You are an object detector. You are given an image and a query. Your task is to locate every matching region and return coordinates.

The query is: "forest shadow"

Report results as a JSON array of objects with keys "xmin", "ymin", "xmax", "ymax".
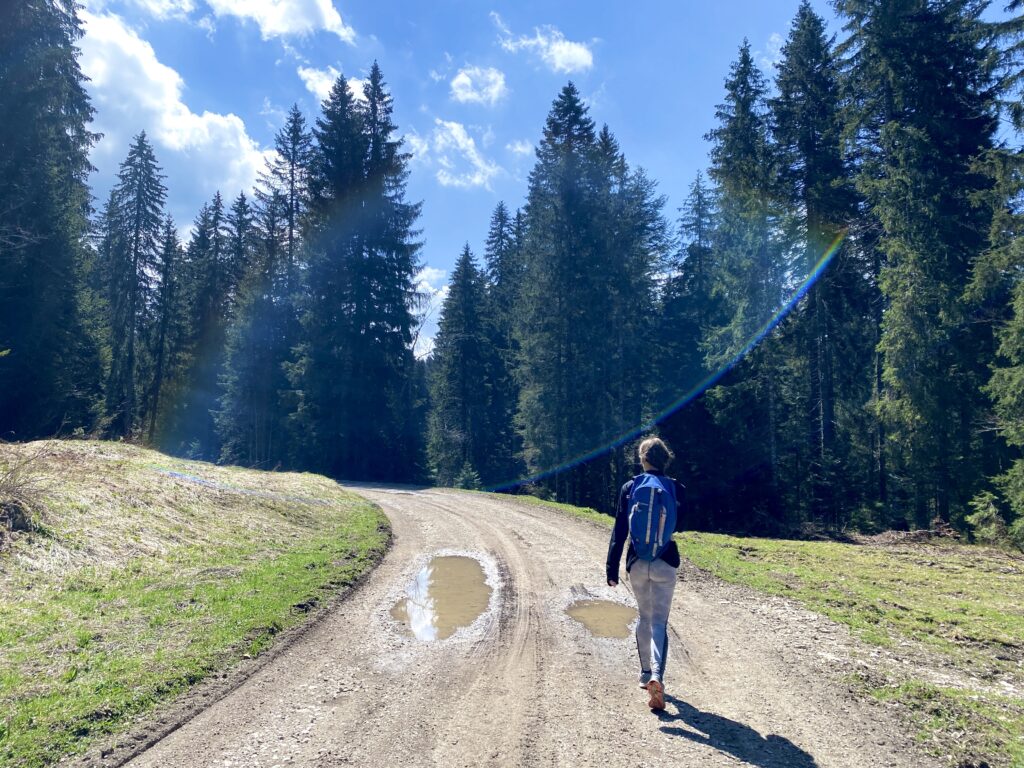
[{"xmin": 657, "ymin": 694, "xmax": 819, "ymax": 768}]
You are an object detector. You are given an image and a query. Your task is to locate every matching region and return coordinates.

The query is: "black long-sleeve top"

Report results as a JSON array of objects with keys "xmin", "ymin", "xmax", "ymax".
[{"xmin": 606, "ymin": 470, "xmax": 685, "ymax": 584}]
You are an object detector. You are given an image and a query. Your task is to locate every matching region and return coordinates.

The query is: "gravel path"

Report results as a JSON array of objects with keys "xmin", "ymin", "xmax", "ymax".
[{"xmin": 107, "ymin": 487, "xmax": 936, "ymax": 768}]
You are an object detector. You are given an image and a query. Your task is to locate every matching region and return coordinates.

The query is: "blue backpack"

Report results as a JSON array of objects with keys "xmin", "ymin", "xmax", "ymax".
[{"xmin": 628, "ymin": 473, "xmax": 677, "ymax": 562}]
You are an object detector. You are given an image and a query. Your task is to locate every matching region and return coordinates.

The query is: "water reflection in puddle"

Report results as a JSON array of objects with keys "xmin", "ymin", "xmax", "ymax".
[
  {"xmin": 567, "ymin": 600, "xmax": 637, "ymax": 639},
  {"xmin": 391, "ymin": 556, "xmax": 491, "ymax": 641}
]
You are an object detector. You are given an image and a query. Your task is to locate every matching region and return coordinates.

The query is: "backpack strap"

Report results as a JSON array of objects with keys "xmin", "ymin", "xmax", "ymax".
[{"xmin": 663, "ymin": 476, "xmax": 677, "ymax": 504}]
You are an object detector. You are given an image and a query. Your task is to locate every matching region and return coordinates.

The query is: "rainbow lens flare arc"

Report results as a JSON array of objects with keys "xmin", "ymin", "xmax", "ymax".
[{"xmin": 485, "ymin": 231, "xmax": 847, "ymax": 493}]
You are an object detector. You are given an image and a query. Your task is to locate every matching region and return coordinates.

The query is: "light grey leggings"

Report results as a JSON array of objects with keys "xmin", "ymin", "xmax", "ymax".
[{"xmin": 629, "ymin": 558, "xmax": 677, "ymax": 683}]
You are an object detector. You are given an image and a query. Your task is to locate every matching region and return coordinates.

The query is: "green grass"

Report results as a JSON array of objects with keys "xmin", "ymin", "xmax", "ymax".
[
  {"xmin": 510, "ymin": 493, "xmax": 1024, "ymax": 768},
  {"xmin": 676, "ymin": 533, "xmax": 1024, "ymax": 656},
  {"xmin": 508, "ymin": 493, "xmax": 613, "ymax": 528},
  {"xmin": 865, "ymin": 679, "xmax": 1024, "ymax": 767},
  {"xmin": 0, "ymin": 440, "xmax": 389, "ymax": 768}
]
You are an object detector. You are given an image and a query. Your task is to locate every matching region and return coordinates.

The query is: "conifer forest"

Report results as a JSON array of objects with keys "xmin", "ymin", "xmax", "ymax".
[{"xmin": 4, "ymin": 0, "xmax": 1024, "ymax": 542}]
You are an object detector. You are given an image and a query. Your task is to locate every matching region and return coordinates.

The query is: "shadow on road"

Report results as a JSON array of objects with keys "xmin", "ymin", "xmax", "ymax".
[{"xmin": 657, "ymin": 694, "xmax": 819, "ymax": 768}]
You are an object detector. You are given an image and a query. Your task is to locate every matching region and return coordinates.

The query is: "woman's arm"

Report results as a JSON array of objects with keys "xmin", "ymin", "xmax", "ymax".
[{"xmin": 605, "ymin": 480, "xmax": 631, "ymax": 585}]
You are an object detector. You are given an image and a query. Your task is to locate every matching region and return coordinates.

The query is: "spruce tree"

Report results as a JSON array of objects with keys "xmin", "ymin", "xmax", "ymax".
[
  {"xmin": 167, "ymin": 193, "xmax": 235, "ymax": 458},
  {"xmin": 217, "ymin": 191, "xmax": 290, "ymax": 466},
  {"xmin": 257, "ymin": 103, "xmax": 312, "ymax": 317},
  {"xmin": 987, "ymin": 265, "xmax": 1024, "ymax": 541},
  {"xmin": 101, "ymin": 132, "xmax": 168, "ymax": 437},
  {"xmin": 482, "ymin": 201, "xmax": 524, "ymax": 484},
  {"xmin": 705, "ymin": 41, "xmax": 783, "ymax": 362},
  {"xmin": 594, "ymin": 126, "xmax": 670, "ymax": 503},
  {"xmin": 837, "ymin": 0, "xmax": 999, "ymax": 525},
  {"xmin": 769, "ymin": 1, "xmax": 870, "ymax": 528},
  {"xmin": 293, "ymin": 65, "xmax": 423, "ymax": 481},
  {"xmin": 360, "ymin": 63, "xmax": 425, "ymax": 480},
  {"xmin": 226, "ymin": 192, "xmax": 256, "ymax": 304},
  {"xmin": 146, "ymin": 216, "xmax": 184, "ymax": 442},
  {"xmin": 516, "ymin": 84, "xmax": 602, "ymax": 502},
  {"xmin": 516, "ymin": 85, "xmax": 666, "ymax": 507},
  {"xmin": 656, "ymin": 172, "xmax": 724, "ymax": 530},
  {"xmin": 428, "ymin": 246, "xmax": 491, "ymax": 485},
  {"xmin": 703, "ymin": 41, "xmax": 788, "ymax": 530},
  {"xmin": 291, "ymin": 72, "xmax": 366, "ymax": 475},
  {"xmin": 0, "ymin": 0, "xmax": 101, "ymax": 437}
]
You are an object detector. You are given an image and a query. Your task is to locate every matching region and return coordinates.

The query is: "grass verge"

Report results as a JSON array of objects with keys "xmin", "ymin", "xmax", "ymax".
[
  {"xmin": 0, "ymin": 440, "xmax": 389, "ymax": 768},
  {"xmin": 508, "ymin": 493, "xmax": 1024, "ymax": 768}
]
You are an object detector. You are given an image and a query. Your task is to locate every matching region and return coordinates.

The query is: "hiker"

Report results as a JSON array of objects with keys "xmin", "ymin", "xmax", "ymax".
[{"xmin": 606, "ymin": 436, "xmax": 684, "ymax": 711}]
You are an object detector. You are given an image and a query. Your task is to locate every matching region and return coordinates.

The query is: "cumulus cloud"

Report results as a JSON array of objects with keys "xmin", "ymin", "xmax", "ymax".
[
  {"xmin": 205, "ymin": 0, "xmax": 355, "ymax": 42},
  {"xmin": 297, "ymin": 66, "xmax": 366, "ymax": 103},
  {"xmin": 297, "ymin": 65, "xmax": 338, "ymax": 102},
  {"xmin": 506, "ymin": 139, "xmax": 533, "ymax": 156},
  {"xmin": 492, "ymin": 12, "xmax": 594, "ymax": 74},
  {"xmin": 450, "ymin": 66, "xmax": 507, "ymax": 106},
  {"xmin": 349, "ymin": 77, "xmax": 368, "ymax": 103},
  {"xmin": 79, "ymin": 10, "xmax": 272, "ymax": 207}
]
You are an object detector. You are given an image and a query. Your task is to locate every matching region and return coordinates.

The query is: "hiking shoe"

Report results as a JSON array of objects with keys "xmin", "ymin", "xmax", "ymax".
[
  {"xmin": 647, "ymin": 680, "xmax": 665, "ymax": 710},
  {"xmin": 638, "ymin": 670, "xmax": 652, "ymax": 688}
]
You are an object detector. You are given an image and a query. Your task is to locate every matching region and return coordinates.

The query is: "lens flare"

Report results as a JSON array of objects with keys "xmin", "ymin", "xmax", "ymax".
[{"xmin": 486, "ymin": 231, "xmax": 847, "ymax": 493}]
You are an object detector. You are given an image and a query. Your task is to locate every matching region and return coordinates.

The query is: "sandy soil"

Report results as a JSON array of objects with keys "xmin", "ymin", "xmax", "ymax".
[{"xmin": 76, "ymin": 487, "xmax": 939, "ymax": 768}]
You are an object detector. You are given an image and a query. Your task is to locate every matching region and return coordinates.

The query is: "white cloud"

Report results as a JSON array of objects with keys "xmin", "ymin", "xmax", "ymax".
[
  {"xmin": 405, "ymin": 130, "xmax": 430, "ymax": 161},
  {"xmin": 506, "ymin": 139, "xmax": 533, "ymax": 156},
  {"xmin": 450, "ymin": 66, "xmax": 507, "ymax": 106},
  {"xmin": 348, "ymin": 77, "xmax": 368, "ymax": 103},
  {"xmin": 492, "ymin": 12, "xmax": 594, "ymax": 74},
  {"xmin": 80, "ymin": 11, "xmax": 271, "ymax": 205},
  {"xmin": 432, "ymin": 120, "xmax": 501, "ymax": 189},
  {"xmin": 490, "ymin": 11, "xmax": 512, "ymax": 38},
  {"xmin": 416, "ymin": 266, "xmax": 448, "ymax": 291},
  {"xmin": 196, "ymin": 14, "xmax": 216, "ymax": 37},
  {"xmin": 429, "ymin": 52, "xmax": 454, "ymax": 83},
  {"xmin": 127, "ymin": 0, "xmax": 195, "ymax": 19},
  {"xmin": 414, "ymin": 334, "xmax": 436, "ymax": 359},
  {"xmin": 260, "ymin": 97, "xmax": 288, "ymax": 128},
  {"xmin": 205, "ymin": 0, "xmax": 355, "ymax": 42},
  {"xmin": 297, "ymin": 66, "xmax": 366, "ymax": 103},
  {"xmin": 758, "ymin": 32, "xmax": 784, "ymax": 71},
  {"xmin": 413, "ymin": 267, "xmax": 450, "ymax": 359},
  {"xmin": 407, "ymin": 120, "xmax": 501, "ymax": 190},
  {"xmin": 297, "ymin": 65, "xmax": 338, "ymax": 102}
]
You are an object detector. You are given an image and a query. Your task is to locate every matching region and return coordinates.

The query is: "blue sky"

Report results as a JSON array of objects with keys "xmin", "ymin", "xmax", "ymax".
[{"xmin": 78, "ymin": 0, "xmax": 844, "ymax": 353}]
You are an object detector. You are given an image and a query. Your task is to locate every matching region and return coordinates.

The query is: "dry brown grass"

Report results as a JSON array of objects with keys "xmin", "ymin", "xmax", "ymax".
[
  {"xmin": 0, "ymin": 439, "xmax": 389, "ymax": 768},
  {"xmin": 0, "ymin": 439, "xmax": 364, "ymax": 592},
  {"xmin": 0, "ymin": 441, "xmax": 49, "ymax": 542}
]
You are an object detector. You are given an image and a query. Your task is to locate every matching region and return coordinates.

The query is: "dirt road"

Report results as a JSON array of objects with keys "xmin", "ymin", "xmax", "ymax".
[{"xmin": 114, "ymin": 488, "xmax": 936, "ymax": 768}]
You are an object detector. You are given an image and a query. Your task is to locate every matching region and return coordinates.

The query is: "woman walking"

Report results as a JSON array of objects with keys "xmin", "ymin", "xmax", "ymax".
[{"xmin": 606, "ymin": 436, "xmax": 685, "ymax": 710}]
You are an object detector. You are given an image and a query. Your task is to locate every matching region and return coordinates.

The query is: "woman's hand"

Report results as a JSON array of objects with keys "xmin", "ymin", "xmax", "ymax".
[{"xmin": 607, "ymin": 579, "xmax": 618, "ymax": 587}]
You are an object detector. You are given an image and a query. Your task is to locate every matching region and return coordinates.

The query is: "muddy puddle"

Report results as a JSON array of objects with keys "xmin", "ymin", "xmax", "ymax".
[
  {"xmin": 391, "ymin": 556, "xmax": 491, "ymax": 641},
  {"xmin": 567, "ymin": 600, "xmax": 637, "ymax": 639}
]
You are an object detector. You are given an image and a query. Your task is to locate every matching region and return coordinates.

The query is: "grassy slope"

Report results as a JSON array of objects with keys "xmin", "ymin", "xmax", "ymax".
[
  {"xmin": 511, "ymin": 494, "xmax": 1024, "ymax": 768},
  {"xmin": 0, "ymin": 440, "xmax": 389, "ymax": 768}
]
